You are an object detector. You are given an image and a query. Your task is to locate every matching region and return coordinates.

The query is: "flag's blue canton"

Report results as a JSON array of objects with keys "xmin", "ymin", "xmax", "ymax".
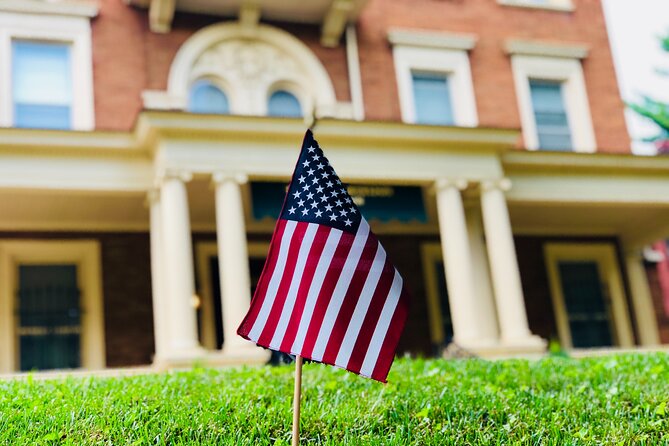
[{"xmin": 280, "ymin": 131, "xmax": 362, "ymax": 233}]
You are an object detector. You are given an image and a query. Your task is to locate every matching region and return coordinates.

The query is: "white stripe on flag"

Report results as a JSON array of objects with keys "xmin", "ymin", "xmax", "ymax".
[
  {"xmin": 311, "ymin": 220, "xmax": 370, "ymax": 362},
  {"xmin": 290, "ymin": 228, "xmax": 343, "ymax": 354},
  {"xmin": 247, "ymin": 220, "xmax": 297, "ymax": 342},
  {"xmin": 268, "ymin": 223, "xmax": 319, "ymax": 349},
  {"xmin": 359, "ymin": 269, "xmax": 403, "ymax": 378},
  {"xmin": 334, "ymin": 242, "xmax": 387, "ymax": 368}
]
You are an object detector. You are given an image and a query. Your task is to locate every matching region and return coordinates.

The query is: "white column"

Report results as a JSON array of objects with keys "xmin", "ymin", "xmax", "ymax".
[
  {"xmin": 213, "ymin": 172, "xmax": 267, "ymax": 361},
  {"xmin": 148, "ymin": 189, "xmax": 168, "ymax": 361},
  {"xmin": 465, "ymin": 204, "xmax": 499, "ymax": 341},
  {"xmin": 435, "ymin": 179, "xmax": 495, "ymax": 348},
  {"xmin": 624, "ymin": 248, "xmax": 660, "ymax": 346},
  {"xmin": 480, "ymin": 179, "xmax": 544, "ymax": 349},
  {"xmin": 160, "ymin": 170, "xmax": 201, "ymax": 357}
]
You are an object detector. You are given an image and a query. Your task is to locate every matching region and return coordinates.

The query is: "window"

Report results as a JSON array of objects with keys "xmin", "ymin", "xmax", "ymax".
[
  {"xmin": 12, "ymin": 41, "xmax": 73, "ymax": 130},
  {"xmin": 389, "ymin": 29, "xmax": 478, "ymax": 127},
  {"xmin": 188, "ymin": 80, "xmax": 229, "ymax": 114},
  {"xmin": 544, "ymin": 243, "xmax": 635, "ymax": 350},
  {"xmin": 411, "ymin": 73, "xmax": 454, "ymax": 125},
  {"xmin": 267, "ymin": 90, "xmax": 302, "ymax": 118},
  {"xmin": 507, "ymin": 41, "xmax": 595, "ymax": 152},
  {"xmin": 529, "ymin": 80, "xmax": 572, "ymax": 151},
  {"xmin": 0, "ymin": 11, "xmax": 95, "ymax": 130},
  {"xmin": 145, "ymin": 24, "xmax": 339, "ymax": 118}
]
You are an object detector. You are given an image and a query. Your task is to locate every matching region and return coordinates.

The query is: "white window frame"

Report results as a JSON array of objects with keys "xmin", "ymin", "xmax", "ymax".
[
  {"xmin": 498, "ymin": 0, "xmax": 574, "ymax": 13},
  {"xmin": 509, "ymin": 42, "xmax": 595, "ymax": 152},
  {"xmin": 0, "ymin": 12, "xmax": 94, "ymax": 130},
  {"xmin": 0, "ymin": 240, "xmax": 106, "ymax": 373},
  {"xmin": 389, "ymin": 29, "xmax": 478, "ymax": 127}
]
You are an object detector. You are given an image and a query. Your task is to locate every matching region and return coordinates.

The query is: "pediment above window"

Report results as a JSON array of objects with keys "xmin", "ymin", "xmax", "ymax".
[{"xmin": 143, "ymin": 22, "xmax": 352, "ymax": 120}]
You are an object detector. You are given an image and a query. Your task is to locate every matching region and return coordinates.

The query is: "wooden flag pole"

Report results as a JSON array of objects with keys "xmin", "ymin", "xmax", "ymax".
[{"xmin": 292, "ymin": 355, "xmax": 304, "ymax": 446}]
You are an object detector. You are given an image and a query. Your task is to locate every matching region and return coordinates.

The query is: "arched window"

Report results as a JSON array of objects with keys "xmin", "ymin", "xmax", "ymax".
[
  {"xmin": 267, "ymin": 90, "xmax": 302, "ymax": 118},
  {"xmin": 188, "ymin": 80, "xmax": 229, "ymax": 114}
]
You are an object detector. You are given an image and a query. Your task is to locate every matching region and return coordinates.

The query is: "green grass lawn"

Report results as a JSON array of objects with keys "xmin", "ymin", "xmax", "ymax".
[{"xmin": 0, "ymin": 353, "xmax": 668, "ymax": 445}]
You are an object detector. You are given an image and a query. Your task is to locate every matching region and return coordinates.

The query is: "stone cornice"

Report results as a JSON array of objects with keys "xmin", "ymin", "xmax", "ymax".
[
  {"xmin": 504, "ymin": 39, "xmax": 589, "ymax": 59},
  {"xmin": 0, "ymin": 0, "xmax": 98, "ymax": 18},
  {"xmin": 388, "ymin": 28, "xmax": 477, "ymax": 51}
]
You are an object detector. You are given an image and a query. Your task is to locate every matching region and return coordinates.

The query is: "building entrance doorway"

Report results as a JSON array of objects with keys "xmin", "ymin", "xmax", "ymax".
[{"xmin": 17, "ymin": 264, "xmax": 81, "ymax": 371}]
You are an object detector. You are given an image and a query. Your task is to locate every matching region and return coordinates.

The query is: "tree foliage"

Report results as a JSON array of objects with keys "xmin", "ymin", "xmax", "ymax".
[{"xmin": 628, "ymin": 32, "xmax": 669, "ymax": 149}]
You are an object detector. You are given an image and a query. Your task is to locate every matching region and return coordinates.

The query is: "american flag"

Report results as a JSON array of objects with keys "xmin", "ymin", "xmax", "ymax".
[{"xmin": 237, "ymin": 130, "xmax": 410, "ymax": 382}]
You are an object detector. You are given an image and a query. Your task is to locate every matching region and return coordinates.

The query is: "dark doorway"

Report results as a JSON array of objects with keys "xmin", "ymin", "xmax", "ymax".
[
  {"xmin": 558, "ymin": 261, "xmax": 614, "ymax": 348},
  {"xmin": 208, "ymin": 256, "xmax": 267, "ymax": 350},
  {"xmin": 17, "ymin": 264, "xmax": 81, "ymax": 371}
]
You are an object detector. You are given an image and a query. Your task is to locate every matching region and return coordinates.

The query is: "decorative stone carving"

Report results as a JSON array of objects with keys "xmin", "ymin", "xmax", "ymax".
[{"xmin": 192, "ymin": 40, "xmax": 304, "ymax": 91}]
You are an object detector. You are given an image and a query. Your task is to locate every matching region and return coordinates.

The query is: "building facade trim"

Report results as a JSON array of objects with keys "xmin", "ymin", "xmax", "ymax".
[
  {"xmin": 498, "ymin": 0, "xmax": 574, "ymax": 13},
  {"xmin": 505, "ymin": 39, "xmax": 589, "ymax": 59},
  {"xmin": 388, "ymin": 28, "xmax": 477, "ymax": 51},
  {"xmin": 0, "ymin": 0, "xmax": 99, "ymax": 18}
]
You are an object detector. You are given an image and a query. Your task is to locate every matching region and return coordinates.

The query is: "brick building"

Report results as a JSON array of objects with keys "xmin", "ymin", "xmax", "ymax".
[{"xmin": 1, "ymin": 0, "xmax": 668, "ymax": 374}]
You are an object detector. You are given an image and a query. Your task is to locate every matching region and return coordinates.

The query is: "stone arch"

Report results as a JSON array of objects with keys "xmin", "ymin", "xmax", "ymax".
[{"xmin": 167, "ymin": 23, "xmax": 337, "ymax": 116}]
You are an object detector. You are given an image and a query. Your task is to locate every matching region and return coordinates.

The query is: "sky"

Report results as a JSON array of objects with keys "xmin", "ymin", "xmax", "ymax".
[{"xmin": 602, "ymin": 0, "xmax": 669, "ymax": 155}]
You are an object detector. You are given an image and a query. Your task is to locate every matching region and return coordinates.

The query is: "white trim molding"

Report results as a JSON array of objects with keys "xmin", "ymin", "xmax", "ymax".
[
  {"xmin": 498, "ymin": 0, "xmax": 574, "ymax": 13},
  {"xmin": 505, "ymin": 39, "xmax": 589, "ymax": 60},
  {"xmin": 544, "ymin": 243, "xmax": 634, "ymax": 350},
  {"xmin": 388, "ymin": 28, "xmax": 477, "ymax": 51},
  {"xmin": 0, "ymin": 11, "xmax": 95, "ymax": 130},
  {"xmin": 390, "ymin": 29, "xmax": 478, "ymax": 127},
  {"xmin": 0, "ymin": 240, "xmax": 106, "ymax": 373},
  {"xmin": 510, "ymin": 53, "xmax": 596, "ymax": 152},
  {"xmin": 0, "ymin": 0, "xmax": 98, "ymax": 17}
]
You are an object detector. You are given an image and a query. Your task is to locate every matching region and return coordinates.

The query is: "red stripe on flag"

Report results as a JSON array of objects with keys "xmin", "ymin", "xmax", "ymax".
[
  {"xmin": 299, "ymin": 231, "xmax": 357, "ymax": 359},
  {"xmin": 256, "ymin": 221, "xmax": 309, "ymax": 347},
  {"xmin": 344, "ymin": 259, "xmax": 397, "ymax": 375},
  {"xmin": 370, "ymin": 288, "xmax": 409, "ymax": 383},
  {"xmin": 320, "ymin": 234, "xmax": 378, "ymax": 366},
  {"xmin": 279, "ymin": 224, "xmax": 332, "ymax": 353},
  {"xmin": 237, "ymin": 219, "xmax": 287, "ymax": 339}
]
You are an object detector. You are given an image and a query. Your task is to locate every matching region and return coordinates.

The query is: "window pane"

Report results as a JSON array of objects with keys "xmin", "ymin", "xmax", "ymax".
[
  {"xmin": 530, "ymin": 80, "xmax": 573, "ymax": 151},
  {"xmin": 268, "ymin": 90, "xmax": 302, "ymax": 118},
  {"xmin": 188, "ymin": 80, "xmax": 229, "ymax": 114},
  {"xmin": 15, "ymin": 104, "xmax": 71, "ymax": 130},
  {"xmin": 12, "ymin": 40, "xmax": 72, "ymax": 129},
  {"xmin": 411, "ymin": 73, "xmax": 454, "ymax": 125}
]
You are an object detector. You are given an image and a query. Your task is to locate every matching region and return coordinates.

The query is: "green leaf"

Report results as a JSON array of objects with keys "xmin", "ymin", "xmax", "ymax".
[{"xmin": 655, "ymin": 402, "xmax": 666, "ymax": 417}]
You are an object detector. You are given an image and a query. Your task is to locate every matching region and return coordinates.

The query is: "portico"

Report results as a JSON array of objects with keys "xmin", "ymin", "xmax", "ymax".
[
  {"xmin": 142, "ymin": 113, "xmax": 544, "ymax": 361},
  {"xmin": 1, "ymin": 114, "xmax": 669, "ymax": 374}
]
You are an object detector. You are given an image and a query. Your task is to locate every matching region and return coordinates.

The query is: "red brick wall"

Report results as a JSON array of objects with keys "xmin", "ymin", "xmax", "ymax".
[
  {"xmin": 92, "ymin": 0, "xmax": 629, "ymax": 148},
  {"xmin": 92, "ymin": 0, "xmax": 148, "ymax": 131},
  {"xmin": 99, "ymin": 233, "xmax": 154, "ymax": 367},
  {"xmin": 357, "ymin": 0, "xmax": 630, "ymax": 152}
]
